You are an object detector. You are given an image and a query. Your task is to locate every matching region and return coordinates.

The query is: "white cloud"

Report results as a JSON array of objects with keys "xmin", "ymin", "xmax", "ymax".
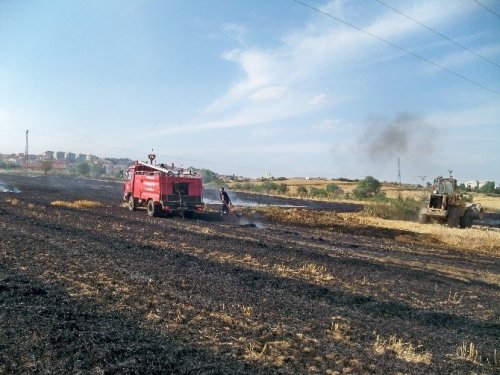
[
  {"xmin": 223, "ymin": 141, "xmax": 329, "ymax": 155},
  {"xmin": 309, "ymin": 94, "xmax": 327, "ymax": 105},
  {"xmin": 434, "ymin": 42, "xmax": 500, "ymax": 69},
  {"xmin": 0, "ymin": 108, "xmax": 20, "ymax": 126},
  {"xmin": 160, "ymin": 0, "xmax": 487, "ymax": 138},
  {"xmin": 311, "ymin": 118, "xmax": 350, "ymax": 132},
  {"xmin": 249, "ymin": 86, "xmax": 287, "ymax": 101},
  {"xmin": 250, "ymin": 127, "xmax": 286, "ymax": 138},
  {"xmin": 427, "ymin": 103, "xmax": 500, "ymax": 129},
  {"xmin": 222, "ymin": 23, "xmax": 248, "ymax": 46},
  {"xmin": 158, "ymin": 96, "xmax": 308, "ymax": 135}
]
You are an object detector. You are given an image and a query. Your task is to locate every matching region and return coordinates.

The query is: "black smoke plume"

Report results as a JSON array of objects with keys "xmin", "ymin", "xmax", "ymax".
[{"xmin": 361, "ymin": 112, "xmax": 436, "ymax": 163}]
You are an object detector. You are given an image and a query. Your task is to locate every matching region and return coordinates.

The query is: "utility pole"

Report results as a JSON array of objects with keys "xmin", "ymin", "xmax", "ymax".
[
  {"xmin": 25, "ymin": 130, "xmax": 29, "ymax": 167},
  {"xmin": 397, "ymin": 157, "xmax": 401, "ymax": 184},
  {"xmin": 418, "ymin": 175, "xmax": 427, "ymax": 186}
]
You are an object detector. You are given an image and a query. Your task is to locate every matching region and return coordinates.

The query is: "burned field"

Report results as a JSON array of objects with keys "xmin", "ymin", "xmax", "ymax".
[{"xmin": 1, "ymin": 174, "xmax": 499, "ymax": 374}]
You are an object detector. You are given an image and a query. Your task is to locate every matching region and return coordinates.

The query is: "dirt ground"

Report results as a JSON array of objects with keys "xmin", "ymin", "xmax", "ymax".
[{"xmin": 1, "ymin": 173, "xmax": 499, "ymax": 374}]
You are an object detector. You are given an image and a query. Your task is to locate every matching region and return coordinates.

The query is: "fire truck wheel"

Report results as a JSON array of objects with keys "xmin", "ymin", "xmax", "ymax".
[
  {"xmin": 147, "ymin": 200, "xmax": 160, "ymax": 217},
  {"xmin": 128, "ymin": 196, "xmax": 136, "ymax": 211}
]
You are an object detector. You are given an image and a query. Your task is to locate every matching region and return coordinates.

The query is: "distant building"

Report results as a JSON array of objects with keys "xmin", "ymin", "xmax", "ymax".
[
  {"xmin": 52, "ymin": 161, "xmax": 68, "ymax": 171},
  {"xmin": 44, "ymin": 151, "xmax": 54, "ymax": 159},
  {"xmin": 103, "ymin": 161, "xmax": 114, "ymax": 175},
  {"xmin": 5, "ymin": 156, "xmax": 21, "ymax": 166},
  {"xmin": 464, "ymin": 180, "xmax": 495, "ymax": 190},
  {"xmin": 113, "ymin": 164, "xmax": 127, "ymax": 176},
  {"xmin": 86, "ymin": 154, "xmax": 98, "ymax": 163},
  {"xmin": 464, "ymin": 180, "xmax": 478, "ymax": 189}
]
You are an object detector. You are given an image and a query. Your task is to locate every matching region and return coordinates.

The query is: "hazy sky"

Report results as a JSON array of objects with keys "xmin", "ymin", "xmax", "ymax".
[{"xmin": 1, "ymin": 0, "xmax": 499, "ymax": 183}]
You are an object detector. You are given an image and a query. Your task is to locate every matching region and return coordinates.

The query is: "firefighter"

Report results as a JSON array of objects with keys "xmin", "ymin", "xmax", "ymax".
[{"xmin": 219, "ymin": 187, "xmax": 232, "ymax": 214}]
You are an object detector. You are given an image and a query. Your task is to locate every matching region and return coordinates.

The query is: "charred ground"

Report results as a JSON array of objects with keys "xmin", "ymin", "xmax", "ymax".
[{"xmin": 1, "ymin": 173, "xmax": 499, "ymax": 374}]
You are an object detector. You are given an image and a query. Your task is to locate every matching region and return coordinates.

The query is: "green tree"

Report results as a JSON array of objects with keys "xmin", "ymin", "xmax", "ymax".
[
  {"xmin": 479, "ymin": 181, "xmax": 495, "ymax": 194},
  {"xmin": 75, "ymin": 161, "xmax": 90, "ymax": 176},
  {"xmin": 40, "ymin": 159, "xmax": 53, "ymax": 175},
  {"xmin": 353, "ymin": 176, "xmax": 381, "ymax": 199},
  {"xmin": 90, "ymin": 163, "xmax": 105, "ymax": 178},
  {"xmin": 0, "ymin": 162, "xmax": 17, "ymax": 170},
  {"xmin": 201, "ymin": 169, "xmax": 221, "ymax": 186}
]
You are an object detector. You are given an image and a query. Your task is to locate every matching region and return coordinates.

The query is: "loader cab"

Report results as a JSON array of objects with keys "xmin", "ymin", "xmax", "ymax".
[
  {"xmin": 429, "ymin": 177, "xmax": 459, "ymax": 210},
  {"xmin": 433, "ymin": 178, "xmax": 454, "ymax": 195}
]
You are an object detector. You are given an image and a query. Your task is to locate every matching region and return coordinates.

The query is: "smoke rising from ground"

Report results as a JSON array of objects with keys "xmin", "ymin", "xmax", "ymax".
[
  {"xmin": 361, "ymin": 112, "xmax": 436, "ymax": 163},
  {"xmin": 0, "ymin": 179, "xmax": 21, "ymax": 193}
]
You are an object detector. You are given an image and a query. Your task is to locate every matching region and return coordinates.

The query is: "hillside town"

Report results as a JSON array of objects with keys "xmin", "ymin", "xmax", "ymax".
[
  {"xmin": 0, "ymin": 150, "xmax": 497, "ymax": 190},
  {"xmin": 0, "ymin": 151, "xmax": 132, "ymax": 178}
]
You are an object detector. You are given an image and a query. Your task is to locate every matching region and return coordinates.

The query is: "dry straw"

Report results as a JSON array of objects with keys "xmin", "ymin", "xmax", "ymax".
[{"xmin": 50, "ymin": 200, "xmax": 103, "ymax": 209}]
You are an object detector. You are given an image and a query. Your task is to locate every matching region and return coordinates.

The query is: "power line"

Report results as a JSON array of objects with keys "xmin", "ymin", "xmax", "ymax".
[
  {"xmin": 472, "ymin": 0, "xmax": 500, "ymax": 18},
  {"xmin": 374, "ymin": 0, "xmax": 500, "ymax": 69},
  {"xmin": 292, "ymin": 0, "xmax": 499, "ymax": 96}
]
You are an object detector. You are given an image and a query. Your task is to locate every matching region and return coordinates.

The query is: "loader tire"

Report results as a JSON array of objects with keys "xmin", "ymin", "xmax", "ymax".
[
  {"xmin": 447, "ymin": 207, "xmax": 460, "ymax": 228},
  {"xmin": 128, "ymin": 195, "xmax": 136, "ymax": 211},
  {"xmin": 418, "ymin": 212, "xmax": 430, "ymax": 224},
  {"xmin": 147, "ymin": 200, "xmax": 161, "ymax": 217},
  {"xmin": 459, "ymin": 211, "xmax": 472, "ymax": 229}
]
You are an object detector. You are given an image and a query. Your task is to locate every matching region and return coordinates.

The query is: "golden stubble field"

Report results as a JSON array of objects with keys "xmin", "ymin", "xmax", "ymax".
[{"xmin": 242, "ymin": 206, "xmax": 500, "ymax": 257}]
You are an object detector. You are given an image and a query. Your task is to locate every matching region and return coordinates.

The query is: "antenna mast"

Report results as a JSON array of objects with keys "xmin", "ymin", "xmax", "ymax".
[{"xmin": 25, "ymin": 130, "xmax": 29, "ymax": 167}]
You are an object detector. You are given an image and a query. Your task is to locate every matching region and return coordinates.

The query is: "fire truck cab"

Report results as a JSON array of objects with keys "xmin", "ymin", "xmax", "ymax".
[{"xmin": 123, "ymin": 155, "xmax": 204, "ymax": 218}]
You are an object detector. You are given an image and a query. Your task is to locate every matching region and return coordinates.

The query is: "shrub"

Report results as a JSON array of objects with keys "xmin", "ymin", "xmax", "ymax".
[
  {"xmin": 353, "ymin": 176, "xmax": 381, "ymax": 199},
  {"xmin": 261, "ymin": 180, "xmax": 278, "ymax": 193},
  {"xmin": 310, "ymin": 187, "xmax": 328, "ymax": 198},
  {"xmin": 363, "ymin": 201, "xmax": 392, "ymax": 219},
  {"xmin": 325, "ymin": 183, "xmax": 343, "ymax": 196},
  {"xmin": 242, "ymin": 182, "xmax": 254, "ymax": 191},
  {"xmin": 276, "ymin": 183, "xmax": 288, "ymax": 194},
  {"xmin": 374, "ymin": 191, "xmax": 388, "ymax": 201},
  {"xmin": 296, "ymin": 186, "xmax": 308, "ymax": 196},
  {"xmin": 392, "ymin": 196, "xmax": 421, "ymax": 220},
  {"xmin": 363, "ymin": 196, "xmax": 421, "ymax": 221}
]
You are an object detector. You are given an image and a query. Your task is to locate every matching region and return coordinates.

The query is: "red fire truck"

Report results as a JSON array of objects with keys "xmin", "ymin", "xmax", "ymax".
[{"xmin": 123, "ymin": 154, "xmax": 204, "ymax": 217}]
